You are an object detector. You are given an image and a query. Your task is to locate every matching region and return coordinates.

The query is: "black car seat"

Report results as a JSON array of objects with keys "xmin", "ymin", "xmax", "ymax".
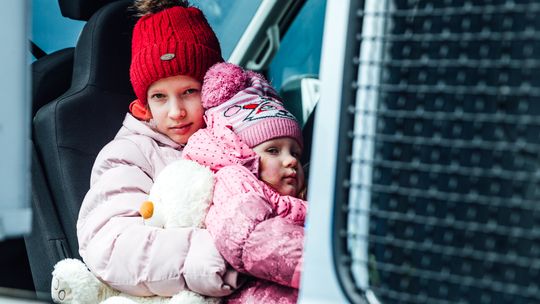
[
  {"xmin": 30, "ymin": 0, "xmax": 125, "ymax": 115},
  {"xmin": 31, "ymin": 48, "xmax": 74, "ymax": 116},
  {"xmin": 6, "ymin": 23, "xmax": 77, "ymax": 296},
  {"xmin": 24, "ymin": 0, "xmax": 136, "ymax": 296}
]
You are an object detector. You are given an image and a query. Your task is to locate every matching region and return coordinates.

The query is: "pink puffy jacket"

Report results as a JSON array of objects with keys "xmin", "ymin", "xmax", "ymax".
[
  {"xmin": 183, "ymin": 114, "xmax": 307, "ymax": 303},
  {"xmin": 77, "ymin": 114, "xmax": 241, "ymax": 297}
]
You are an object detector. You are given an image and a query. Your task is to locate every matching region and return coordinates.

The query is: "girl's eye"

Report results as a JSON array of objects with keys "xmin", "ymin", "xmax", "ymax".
[
  {"xmin": 266, "ymin": 147, "xmax": 279, "ymax": 154},
  {"xmin": 292, "ymin": 151, "xmax": 302, "ymax": 158},
  {"xmin": 184, "ymin": 88, "xmax": 199, "ymax": 95},
  {"xmin": 151, "ymin": 93, "xmax": 166, "ymax": 100}
]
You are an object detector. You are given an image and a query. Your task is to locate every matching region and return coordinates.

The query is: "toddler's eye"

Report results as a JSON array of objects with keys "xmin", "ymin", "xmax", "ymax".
[
  {"xmin": 292, "ymin": 151, "xmax": 302, "ymax": 158},
  {"xmin": 266, "ymin": 147, "xmax": 279, "ymax": 154}
]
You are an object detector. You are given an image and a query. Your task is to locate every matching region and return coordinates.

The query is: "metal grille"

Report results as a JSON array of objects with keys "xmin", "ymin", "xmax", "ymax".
[{"xmin": 342, "ymin": 0, "xmax": 540, "ymax": 303}]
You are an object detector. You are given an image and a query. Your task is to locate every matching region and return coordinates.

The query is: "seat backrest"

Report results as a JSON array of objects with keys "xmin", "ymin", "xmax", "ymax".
[
  {"xmin": 31, "ymin": 0, "xmax": 122, "ymax": 117},
  {"xmin": 31, "ymin": 47, "xmax": 74, "ymax": 116},
  {"xmin": 26, "ymin": 0, "xmax": 136, "ymax": 294}
]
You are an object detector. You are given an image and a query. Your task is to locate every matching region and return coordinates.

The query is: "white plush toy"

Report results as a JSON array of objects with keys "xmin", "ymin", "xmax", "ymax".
[{"xmin": 51, "ymin": 159, "xmax": 219, "ymax": 304}]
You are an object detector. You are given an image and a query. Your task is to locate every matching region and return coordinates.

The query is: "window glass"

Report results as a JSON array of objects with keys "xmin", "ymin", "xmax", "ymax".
[
  {"xmin": 31, "ymin": 0, "xmax": 261, "ymax": 60},
  {"xmin": 31, "ymin": 0, "xmax": 85, "ymax": 57},
  {"xmin": 267, "ymin": 0, "xmax": 327, "ymax": 91},
  {"xmin": 191, "ymin": 0, "xmax": 262, "ymax": 59}
]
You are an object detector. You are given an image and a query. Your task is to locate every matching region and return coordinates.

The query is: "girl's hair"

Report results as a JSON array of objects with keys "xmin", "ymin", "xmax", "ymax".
[{"xmin": 133, "ymin": 0, "xmax": 190, "ymax": 16}]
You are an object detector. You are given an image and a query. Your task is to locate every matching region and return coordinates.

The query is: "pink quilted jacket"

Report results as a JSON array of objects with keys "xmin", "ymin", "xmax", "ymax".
[{"xmin": 183, "ymin": 114, "xmax": 307, "ymax": 303}]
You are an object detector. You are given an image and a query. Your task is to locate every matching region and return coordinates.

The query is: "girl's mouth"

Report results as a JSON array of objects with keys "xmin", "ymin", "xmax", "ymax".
[
  {"xmin": 170, "ymin": 123, "xmax": 192, "ymax": 134},
  {"xmin": 283, "ymin": 176, "xmax": 297, "ymax": 184}
]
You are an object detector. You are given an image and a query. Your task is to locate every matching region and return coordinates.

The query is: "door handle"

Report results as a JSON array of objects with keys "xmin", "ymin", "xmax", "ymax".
[{"xmin": 246, "ymin": 24, "xmax": 280, "ymax": 71}]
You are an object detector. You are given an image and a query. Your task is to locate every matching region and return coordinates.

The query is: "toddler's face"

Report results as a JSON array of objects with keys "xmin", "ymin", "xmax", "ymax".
[
  {"xmin": 147, "ymin": 75, "xmax": 205, "ymax": 144},
  {"xmin": 253, "ymin": 137, "xmax": 305, "ymax": 197}
]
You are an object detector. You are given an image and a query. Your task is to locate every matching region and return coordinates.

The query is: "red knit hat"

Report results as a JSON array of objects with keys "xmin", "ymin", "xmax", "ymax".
[{"xmin": 129, "ymin": 3, "xmax": 223, "ymax": 119}]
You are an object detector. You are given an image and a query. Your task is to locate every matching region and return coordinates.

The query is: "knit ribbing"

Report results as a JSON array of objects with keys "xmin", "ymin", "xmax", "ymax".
[{"xmin": 129, "ymin": 5, "xmax": 223, "ymax": 104}]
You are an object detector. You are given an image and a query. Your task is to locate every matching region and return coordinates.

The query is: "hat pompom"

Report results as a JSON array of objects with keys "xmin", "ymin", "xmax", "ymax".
[{"xmin": 202, "ymin": 62, "xmax": 248, "ymax": 109}]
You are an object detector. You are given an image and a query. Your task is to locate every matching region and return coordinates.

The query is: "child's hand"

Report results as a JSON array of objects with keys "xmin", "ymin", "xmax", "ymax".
[{"xmin": 184, "ymin": 229, "xmax": 243, "ymax": 297}]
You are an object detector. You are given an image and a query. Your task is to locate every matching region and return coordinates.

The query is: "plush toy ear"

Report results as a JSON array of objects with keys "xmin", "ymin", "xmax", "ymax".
[{"xmin": 201, "ymin": 62, "xmax": 249, "ymax": 109}]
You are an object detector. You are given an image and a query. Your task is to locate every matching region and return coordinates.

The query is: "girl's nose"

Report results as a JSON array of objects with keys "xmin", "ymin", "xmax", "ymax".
[
  {"xmin": 284, "ymin": 153, "xmax": 298, "ymax": 168},
  {"xmin": 168, "ymin": 99, "xmax": 186, "ymax": 119}
]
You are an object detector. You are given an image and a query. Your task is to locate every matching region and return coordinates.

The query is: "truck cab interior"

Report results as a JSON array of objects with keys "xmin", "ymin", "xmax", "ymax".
[{"xmin": 21, "ymin": 0, "xmax": 324, "ymax": 300}]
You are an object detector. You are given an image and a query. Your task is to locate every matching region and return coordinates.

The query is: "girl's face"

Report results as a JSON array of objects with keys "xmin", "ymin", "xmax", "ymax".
[
  {"xmin": 147, "ymin": 75, "xmax": 205, "ymax": 145},
  {"xmin": 252, "ymin": 137, "xmax": 305, "ymax": 197}
]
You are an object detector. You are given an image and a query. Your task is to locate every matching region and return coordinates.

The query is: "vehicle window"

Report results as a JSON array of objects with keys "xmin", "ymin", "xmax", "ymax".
[
  {"xmin": 191, "ymin": 0, "xmax": 262, "ymax": 59},
  {"xmin": 264, "ymin": 0, "xmax": 325, "ymax": 170},
  {"xmin": 31, "ymin": 0, "xmax": 261, "ymax": 61},
  {"xmin": 31, "ymin": 0, "xmax": 85, "ymax": 58},
  {"xmin": 267, "ymin": 0, "xmax": 326, "ymax": 91}
]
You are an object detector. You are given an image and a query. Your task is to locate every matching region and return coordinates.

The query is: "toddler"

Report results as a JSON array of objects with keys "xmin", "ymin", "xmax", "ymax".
[
  {"xmin": 183, "ymin": 63, "xmax": 308, "ymax": 303},
  {"xmin": 77, "ymin": 0, "xmax": 240, "ymax": 298}
]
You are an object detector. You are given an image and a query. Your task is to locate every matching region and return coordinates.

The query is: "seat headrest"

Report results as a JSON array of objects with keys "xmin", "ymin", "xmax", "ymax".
[
  {"xmin": 58, "ymin": 0, "xmax": 124, "ymax": 21},
  {"xmin": 69, "ymin": 0, "xmax": 137, "ymax": 96}
]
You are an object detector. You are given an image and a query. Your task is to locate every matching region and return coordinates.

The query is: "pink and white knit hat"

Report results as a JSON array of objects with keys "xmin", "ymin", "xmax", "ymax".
[{"xmin": 201, "ymin": 63, "xmax": 302, "ymax": 148}]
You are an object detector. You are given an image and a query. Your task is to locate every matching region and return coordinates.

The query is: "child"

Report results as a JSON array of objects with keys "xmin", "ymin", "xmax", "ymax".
[
  {"xmin": 183, "ymin": 63, "xmax": 307, "ymax": 303},
  {"xmin": 76, "ymin": 0, "xmax": 241, "ymax": 298}
]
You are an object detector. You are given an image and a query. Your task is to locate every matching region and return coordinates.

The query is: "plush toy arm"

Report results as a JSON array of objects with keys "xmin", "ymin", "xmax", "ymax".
[{"xmin": 51, "ymin": 258, "xmax": 117, "ymax": 304}]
